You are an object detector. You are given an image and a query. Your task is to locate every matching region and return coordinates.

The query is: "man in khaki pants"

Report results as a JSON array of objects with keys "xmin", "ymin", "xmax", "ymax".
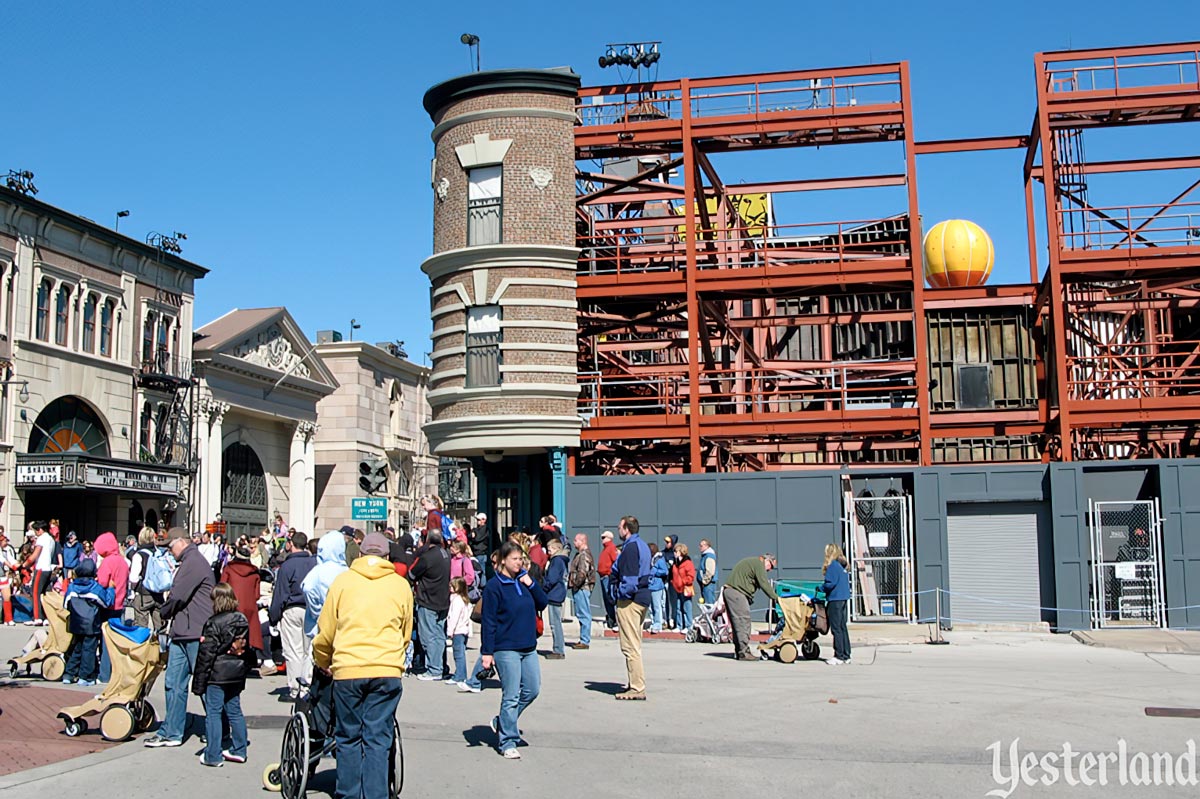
[{"xmin": 609, "ymin": 515, "xmax": 652, "ymax": 700}]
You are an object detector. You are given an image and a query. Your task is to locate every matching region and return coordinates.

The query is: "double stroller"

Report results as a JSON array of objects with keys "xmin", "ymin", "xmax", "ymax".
[
  {"xmin": 57, "ymin": 620, "xmax": 164, "ymax": 741},
  {"xmin": 263, "ymin": 671, "xmax": 405, "ymax": 799},
  {"xmin": 7, "ymin": 590, "xmax": 72, "ymax": 680},
  {"xmin": 758, "ymin": 580, "xmax": 829, "ymax": 663}
]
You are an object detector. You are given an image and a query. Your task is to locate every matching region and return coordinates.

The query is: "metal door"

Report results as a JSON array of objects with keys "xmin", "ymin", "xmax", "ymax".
[
  {"xmin": 1088, "ymin": 499, "xmax": 1164, "ymax": 629},
  {"xmin": 844, "ymin": 493, "xmax": 915, "ymax": 621}
]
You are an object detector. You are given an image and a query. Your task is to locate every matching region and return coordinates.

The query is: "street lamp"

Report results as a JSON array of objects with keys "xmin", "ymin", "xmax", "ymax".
[
  {"xmin": 349, "ymin": 318, "xmax": 361, "ymax": 341},
  {"xmin": 0, "ymin": 380, "xmax": 30, "ymax": 403}
]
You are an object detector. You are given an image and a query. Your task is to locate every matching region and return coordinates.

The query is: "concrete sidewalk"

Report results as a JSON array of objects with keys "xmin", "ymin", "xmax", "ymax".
[
  {"xmin": 4, "ymin": 624, "xmax": 1200, "ymax": 797},
  {"xmin": 1071, "ymin": 628, "xmax": 1200, "ymax": 655}
]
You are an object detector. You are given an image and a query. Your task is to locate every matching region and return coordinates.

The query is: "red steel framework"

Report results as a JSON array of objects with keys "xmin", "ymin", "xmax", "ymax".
[{"xmin": 572, "ymin": 41, "xmax": 1200, "ymax": 474}]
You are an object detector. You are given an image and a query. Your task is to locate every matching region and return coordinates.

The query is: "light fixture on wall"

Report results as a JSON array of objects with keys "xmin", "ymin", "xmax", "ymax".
[
  {"xmin": 483, "ymin": 450, "xmax": 503, "ymax": 464},
  {"xmin": 0, "ymin": 379, "xmax": 29, "ymax": 403}
]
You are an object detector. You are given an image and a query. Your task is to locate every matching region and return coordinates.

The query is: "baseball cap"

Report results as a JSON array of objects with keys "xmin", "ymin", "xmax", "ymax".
[
  {"xmin": 339, "ymin": 525, "xmax": 355, "ymax": 536},
  {"xmin": 360, "ymin": 532, "xmax": 389, "ymax": 557}
]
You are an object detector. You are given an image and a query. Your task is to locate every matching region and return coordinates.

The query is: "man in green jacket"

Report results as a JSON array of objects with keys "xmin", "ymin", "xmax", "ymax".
[{"xmin": 724, "ymin": 554, "xmax": 778, "ymax": 661}]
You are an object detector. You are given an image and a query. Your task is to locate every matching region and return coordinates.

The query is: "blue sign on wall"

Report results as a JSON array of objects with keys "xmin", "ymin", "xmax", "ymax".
[{"xmin": 351, "ymin": 497, "xmax": 388, "ymax": 521}]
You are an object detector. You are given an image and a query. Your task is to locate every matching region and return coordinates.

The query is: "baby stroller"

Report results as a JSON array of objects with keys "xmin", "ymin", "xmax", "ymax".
[
  {"xmin": 684, "ymin": 588, "xmax": 733, "ymax": 644},
  {"xmin": 263, "ymin": 671, "xmax": 405, "ymax": 799},
  {"xmin": 7, "ymin": 590, "xmax": 73, "ymax": 680},
  {"xmin": 758, "ymin": 580, "xmax": 828, "ymax": 663},
  {"xmin": 57, "ymin": 621, "xmax": 163, "ymax": 740}
]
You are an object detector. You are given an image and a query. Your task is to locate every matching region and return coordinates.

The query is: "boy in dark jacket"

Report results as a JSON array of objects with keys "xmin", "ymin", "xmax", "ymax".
[
  {"xmin": 192, "ymin": 582, "xmax": 251, "ymax": 767},
  {"xmin": 63, "ymin": 558, "xmax": 114, "ymax": 686},
  {"xmin": 542, "ymin": 540, "xmax": 569, "ymax": 659}
]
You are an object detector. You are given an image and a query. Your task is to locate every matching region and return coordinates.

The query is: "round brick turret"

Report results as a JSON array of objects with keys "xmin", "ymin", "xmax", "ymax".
[{"xmin": 421, "ymin": 68, "xmax": 582, "ymax": 457}]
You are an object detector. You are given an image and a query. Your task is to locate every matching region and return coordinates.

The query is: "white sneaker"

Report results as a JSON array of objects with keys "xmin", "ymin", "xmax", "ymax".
[
  {"xmin": 417, "ymin": 672, "xmax": 441, "ymax": 682},
  {"xmin": 457, "ymin": 682, "xmax": 480, "ymax": 693},
  {"xmin": 826, "ymin": 658, "xmax": 843, "ymax": 666},
  {"xmin": 502, "ymin": 748, "xmax": 521, "ymax": 760}
]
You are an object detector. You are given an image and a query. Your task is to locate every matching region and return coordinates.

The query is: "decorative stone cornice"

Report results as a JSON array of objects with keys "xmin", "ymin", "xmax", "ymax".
[{"xmin": 420, "ymin": 244, "xmax": 578, "ymax": 282}]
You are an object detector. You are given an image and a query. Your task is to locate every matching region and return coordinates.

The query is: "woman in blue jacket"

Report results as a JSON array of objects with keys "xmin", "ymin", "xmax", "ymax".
[
  {"xmin": 481, "ymin": 541, "xmax": 548, "ymax": 760},
  {"xmin": 820, "ymin": 544, "xmax": 851, "ymax": 665},
  {"xmin": 647, "ymin": 543, "xmax": 669, "ymax": 634}
]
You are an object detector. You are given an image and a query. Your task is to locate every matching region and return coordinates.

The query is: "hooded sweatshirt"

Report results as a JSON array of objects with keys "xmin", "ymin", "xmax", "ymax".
[
  {"xmin": 94, "ymin": 532, "xmax": 129, "ymax": 610},
  {"xmin": 302, "ymin": 532, "xmax": 348, "ymax": 637},
  {"xmin": 312, "ymin": 555, "xmax": 414, "ymax": 680}
]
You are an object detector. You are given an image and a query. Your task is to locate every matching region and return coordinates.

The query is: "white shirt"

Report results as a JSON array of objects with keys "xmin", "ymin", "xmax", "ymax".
[
  {"xmin": 198, "ymin": 542, "xmax": 219, "ymax": 566},
  {"xmin": 35, "ymin": 532, "xmax": 55, "ymax": 571}
]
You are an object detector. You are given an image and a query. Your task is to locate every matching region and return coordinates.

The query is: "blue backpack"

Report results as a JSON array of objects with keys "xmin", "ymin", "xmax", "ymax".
[
  {"xmin": 439, "ymin": 510, "xmax": 454, "ymax": 540},
  {"xmin": 141, "ymin": 548, "xmax": 175, "ymax": 594}
]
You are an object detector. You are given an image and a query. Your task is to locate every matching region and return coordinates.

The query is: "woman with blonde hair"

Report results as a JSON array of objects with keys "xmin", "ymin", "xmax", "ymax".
[{"xmin": 820, "ymin": 543, "xmax": 851, "ymax": 665}]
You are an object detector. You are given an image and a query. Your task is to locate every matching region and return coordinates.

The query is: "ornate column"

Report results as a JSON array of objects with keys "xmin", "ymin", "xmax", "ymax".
[
  {"xmin": 291, "ymin": 421, "xmax": 317, "ymax": 533},
  {"xmin": 201, "ymin": 399, "xmax": 229, "ymax": 526}
]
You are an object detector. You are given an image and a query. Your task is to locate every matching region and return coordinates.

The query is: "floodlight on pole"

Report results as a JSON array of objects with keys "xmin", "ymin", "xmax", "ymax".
[{"xmin": 460, "ymin": 33, "xmax": 480, "ymax": 72}]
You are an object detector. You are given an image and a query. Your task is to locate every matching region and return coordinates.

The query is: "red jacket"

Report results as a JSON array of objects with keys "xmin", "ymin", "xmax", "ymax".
[
  {"xmin": 221, "ymin": 559, "xmax": 264, "ymax": 652},
  {"xmin": 597, "ymin": 541, "xmax": 619, "ymax": 577},
  {"xmin": 529, "ymin": 544, "xmax": 548, "ymax": 571},
  {"xmin": 94, "ymin": 532, "xmax": 129, "ymax": 610},
  {"xmin": 671, "ymin": 558, "xmax": 696, "ymax": 594}
]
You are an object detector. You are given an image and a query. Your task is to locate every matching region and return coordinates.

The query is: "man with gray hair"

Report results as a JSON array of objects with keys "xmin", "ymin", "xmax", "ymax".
[
  {"xmin": 724, "ymin": 553, "xmax": 779, "ymax": 661},
  {"xmin": 409, "ymin": 529, "xmax": 451, "ymax": 680}
]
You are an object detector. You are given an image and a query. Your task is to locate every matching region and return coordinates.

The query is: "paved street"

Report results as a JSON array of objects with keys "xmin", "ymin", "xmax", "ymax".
[{"xmin": 2, "ymin": 624, "xmax": 1198, "ymax": 798}]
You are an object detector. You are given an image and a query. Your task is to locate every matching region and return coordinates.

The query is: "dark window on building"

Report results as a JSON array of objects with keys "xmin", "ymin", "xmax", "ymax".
[
  {"xmin": 466, "ymin": 305, "xmax": 502, "ymax": 387},
  {"xmin": 139, "ymin": 402, "xmax": 153, "ymax": 460},
  {"xmin": 143, "ymin": 312, "xmax": 156, "ymax": 363},
  {"xmin": 467, "ymin": 165, "xmax": 502, "ymax": 246},
  {"xmin": 35, "ymin": 279, "xmax": 51, "ymax": 341},
  {"xmin": 956, "ymin": 364, "xmax": 993, "ymax": 410},
  {"xmin": 55, "ymin": 284, "xmax": 71, "ymax": 346},
  {"xmin": 82, "ymin": 293, "xmax": 97, "ymax": 352},
  {"xmin": 100, "ymin": 299, "xmax": 115, "ymax": 357}
]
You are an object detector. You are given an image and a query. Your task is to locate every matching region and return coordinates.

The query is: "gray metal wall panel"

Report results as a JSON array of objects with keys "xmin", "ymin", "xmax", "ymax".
[
  {"xmin": 947, "ymin": 503, "xmax": 1043, "ymax": 623},
  {"xmin": 1048, "ymin": 465, "xmax": 1090, "ymax": 631},
  {"xmin": 1158, "ymin": 461, "xmax": 1200, "ymax": 630}
]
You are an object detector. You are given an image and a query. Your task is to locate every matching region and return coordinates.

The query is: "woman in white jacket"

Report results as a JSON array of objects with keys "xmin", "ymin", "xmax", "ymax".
[{"xmin": 447, "ymin": 577, "xmax": 473, "ymax": 687}]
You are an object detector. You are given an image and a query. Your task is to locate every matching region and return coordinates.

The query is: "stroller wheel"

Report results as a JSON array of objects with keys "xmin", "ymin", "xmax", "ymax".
[
  {"xmin": 684, "ymin": 628, "xmax": 697, "ymax": 643},
  {"xmin": 801, "ymin": 639, "xmax": 821, "ymax": 660},
  {"xmin": 63, "ymin": 718, "xmax": 87, "ymax": 737},
  {"xmin": 263, "ymin": 763, "xmax": 283, "ymax": 792},
  {"xmin": 41, "ymin": 653, "xmax": 66, "ymax": 682},
  {"xmin": 778, "ymin": 642, "xmax": 799, "ymax": 664},
  {"xmin": 8, "ymin": 661, "xmax": 17, "ymax": 679},
  {"xmin": 280, "ymin": 710, "xmax": 311, "ymax": 799},
  {"xmin": 389, "ymin": 719, "xmax": 405, "ymax": 798},
  {"xmin": 100, "ymin": 705, "xmax": 135, "ymax": 742},
  {"xmin": 136, "ymin": 701, "xmax": 158, "ymax": 733}
]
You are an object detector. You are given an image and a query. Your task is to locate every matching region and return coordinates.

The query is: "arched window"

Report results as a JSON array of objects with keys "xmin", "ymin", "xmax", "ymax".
[
  {"xmin": 142, "ymin": 312, "xmax": 156, "ymax": 363},
  {"xmin": 157, "ymin": 316, "xmax": 171, "ymax": 362},
  {"xmin": 55, "ymin": 284, "xmax": 71, "ymax": 346},
  {"xmin": 35, "ymin": 279, "xmax": 52, "ymax": 341},
  {"xmin": 222, "ymin": 442, "xmax": 268, "ymax": 541},
  {"xmin": 27, "ymin": 396, "xmax": 110, "ymax": 456},
  {"xmin": 100, "ymin": 299, "xmax": 115, "ymax": 357},
  {"xmin": 82, "ymin": 294, "xmax": 97, "ymax": 353},
  {"xmin": 154, "ymin": 404, "xmax": 170, "ymax": 461}
]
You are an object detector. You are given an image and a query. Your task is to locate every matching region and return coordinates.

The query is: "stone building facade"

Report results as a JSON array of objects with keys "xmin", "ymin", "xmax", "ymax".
[
  {"xmin": 312, "ymin": 339, "xmax": 438, "ymax": 532},
  {"xmin": 192, "ymin": 308, "xmax": 336, "ymax": 540},
  {"xmin": 0, "ymin": 185, "xmax": 206, "ymax": 537},
  {"xmin": 421, "ymin": 68, "xmax": 582, "ymax": 536}
]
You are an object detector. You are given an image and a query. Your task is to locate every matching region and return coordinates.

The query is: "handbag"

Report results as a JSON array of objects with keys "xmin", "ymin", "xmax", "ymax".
[
  {"xmin": 683, "ymin": 585, "xmax": 694, "ymax": 598},
  {"xmin": 467, "ymin": 583, "xmax": 482, "ymax": 603},
  {"xmin": 470, "ymin": 596, "xmax": 484, "ymax": 624}
]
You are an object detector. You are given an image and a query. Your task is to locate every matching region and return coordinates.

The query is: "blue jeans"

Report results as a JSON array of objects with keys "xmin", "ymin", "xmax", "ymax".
[
  {"xmin": 493, "ymin": 649, "xmax": 540, "ymax": 753},
  {"xmin": 203, "ymin": 684, "xmax": 247, "ymax": 764},
  {"xmin": 452, "ymin": 634, "xmax": 468, "ymax": 682},
  {"xmin": 464, "ymin": 649, "xmax": 486, "ymax": 690},
  {"xmin": 571, "ymin": 588, "xmax": 592, "ymax": 645},
  {"xmin": 666, "ymin": 587, "xmax": 678, "ymax": 628},
  {"xmin": 415, "ymin": 606, "xmax": 447, "ymax": 678},
  {"xmin": 676, "ymin": 593, "xmax": 693, "ymax": 630},
  {"xmin": 332, "ymin": 677, "xmax": 402, "ymax": 799},
  {"xmin": 98, "ymin": 612, "xmax": 116, "ymax": 682},
  {"xmin": 65, "ymin": 633, "xmax": 99, "ymax": 681},
  {"xmin": 161, "ymin": 640, "xmax": 199, "ymax": 741},
  {"xmin": 600, "ymin": 576, "xmax": 616, "ymax": 627},
  {"xmin": 649, "ymin": 589, "xmax": 665, "ymax": 632},
  {"xmin": 547, "ymin": 603, "xmax": 564, "ymax": 655},
  {"xmin": 701, "ymin": 582, "xmax": 717, "ymax": 605}
]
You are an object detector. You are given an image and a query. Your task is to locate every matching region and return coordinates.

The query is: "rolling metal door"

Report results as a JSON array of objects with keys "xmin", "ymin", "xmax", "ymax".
[{"xmin": 947, "ymin": 503, "xmax": 1042, "ymax": 623}]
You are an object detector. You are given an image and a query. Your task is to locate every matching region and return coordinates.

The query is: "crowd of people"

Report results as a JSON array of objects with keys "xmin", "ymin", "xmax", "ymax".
[{"xmin": 2, "ymin": 496, "xmax": 853, "ymax": 791}]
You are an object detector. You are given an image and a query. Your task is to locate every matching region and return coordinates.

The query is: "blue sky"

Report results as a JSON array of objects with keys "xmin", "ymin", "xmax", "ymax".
[{"xmin": 4, "ymin": 2, "xmax": 1195, "ymax": 358}]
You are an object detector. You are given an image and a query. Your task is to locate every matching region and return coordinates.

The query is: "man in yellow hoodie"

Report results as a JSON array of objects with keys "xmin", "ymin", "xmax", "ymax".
[{"xmin": 313, "ymin": 532, "xmax": 413, "ymax": 799}]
